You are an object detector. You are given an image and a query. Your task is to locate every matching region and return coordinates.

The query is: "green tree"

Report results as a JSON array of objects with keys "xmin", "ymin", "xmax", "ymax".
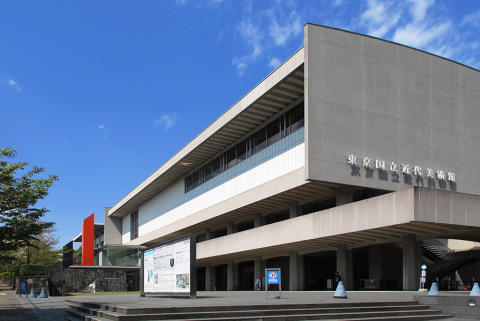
[
  {"xmin": 0, "ymin": 147, "xmax": 58, "ymax": 263},
  {"xmin": 20, "ymin": 230, "xmax": 61, "ymax": 265}
]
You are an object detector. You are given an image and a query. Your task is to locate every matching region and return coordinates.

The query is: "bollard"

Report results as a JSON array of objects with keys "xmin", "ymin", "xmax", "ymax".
[
  {"xmin": 39, "ymin": 288, "xmax": 48, "ymax": 298},
  {"xmin": 28, "ymin": 288, "xmax": 36, "ymax": 298},
  {"xmin": 334, "ymin": 281, "xmax": 347, "ymax": 299},
  {"xmin": 428, "ymin": 282, "xmax": 439, "ymax": 296},
  {"xmin": 470, "ymin": 282, "xmax": 480, "ymax": 296}
]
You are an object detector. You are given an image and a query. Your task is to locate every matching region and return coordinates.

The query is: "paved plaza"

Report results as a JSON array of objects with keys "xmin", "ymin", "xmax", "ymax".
[{"xmin": 0, "ymin": 282, "xmax": 476, "ymax": 321}]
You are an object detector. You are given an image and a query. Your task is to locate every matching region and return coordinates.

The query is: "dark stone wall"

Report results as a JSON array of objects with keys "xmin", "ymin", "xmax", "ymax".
[{"xmin": 46, "ymin": 263, "xmax": 131, "ymax": 293}]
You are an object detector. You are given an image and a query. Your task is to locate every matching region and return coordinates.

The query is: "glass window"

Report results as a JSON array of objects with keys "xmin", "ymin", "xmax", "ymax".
[
  {"xmin": 267, "ymin": 118, "xmax": 281, "ymax": 146},
  {"xmin": 289, "ymin": 104, "xmax": 304, "ymax": 133},
  {"xmin": 225, "ymin": 148, "xmax": 236, "ymax": 169},
  {"xmin": 130, "ymin": 210, "xmax": 138, "ymax": 240},
  {"xmin": 212, "ymin": 157, "xmax": 222, "ymax": 177},
  {"xmin": 204, "ymin": 162, "xmax": 213, "ymax": 181},
  {"xmin": 191, "ymin": 170, "xmax": 200, "ymax": 188},
  {"xmin": 253, "ymin": 128, "xmax": 266, "ymax": 154},
  {"xmin": 236, "ymin": 140, "xmax": 247, "ymax": 162}
]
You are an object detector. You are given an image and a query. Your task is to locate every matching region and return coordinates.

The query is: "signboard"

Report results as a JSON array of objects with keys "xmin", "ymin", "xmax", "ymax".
[
  {"xmin": 265, "ymin": 268, "xmax": 281, "ymax": 299},
  {"xmin": 19, "ymin": 281, "xmax": 27, "ymax": 293},
  {"xmin": 267, "ymin": 270, "xmax": 280, "ymax": 285},
  {"xmin": 141, "ymin": 235, "xmax": 196, "ymax": 298}
]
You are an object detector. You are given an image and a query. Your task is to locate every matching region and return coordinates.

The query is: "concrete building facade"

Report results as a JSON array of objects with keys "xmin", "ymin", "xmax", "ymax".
[{"xmin": 105, "ymin": 24, "xmax": 480, "ymax": 291}]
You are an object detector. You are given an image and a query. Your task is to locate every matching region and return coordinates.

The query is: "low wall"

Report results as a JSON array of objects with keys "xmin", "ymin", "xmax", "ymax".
[
  {"xmin": 417, "ymin": 295, "xmax": 480, "ymax": 319},
  {"xmin": 46, "ymin": 263, "xmax": 138, "ymax": 294}
]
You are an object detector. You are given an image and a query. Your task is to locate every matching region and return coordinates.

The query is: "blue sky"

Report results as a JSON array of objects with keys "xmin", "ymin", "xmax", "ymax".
[{"xmin": 1, "ymin": 0, "xmax": 479, "ymax": 248}]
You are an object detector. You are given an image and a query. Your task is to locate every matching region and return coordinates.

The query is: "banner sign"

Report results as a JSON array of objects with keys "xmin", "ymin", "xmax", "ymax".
[
  {"xmin": 141, "ymin": 235, "xmax": 196, "ymax": 297},
  {"xmin": 266, "ymin": 270, "xmax": 280, "ymax": 285}
]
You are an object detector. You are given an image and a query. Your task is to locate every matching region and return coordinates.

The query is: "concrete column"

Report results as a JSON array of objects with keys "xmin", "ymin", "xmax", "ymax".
[
  {"xmin": 227, "ymin": 262, "xmax": 234, "ymax": 291},
  {"xmin": 402, "ymin": 234, "xmax": 421, "ymax": 290},
  {"xmin": 369, "ymin": 245, "xmax": 382, "ymax": 280},
  {"xmin": 336, "ymin": 190, "xmax": 353, "ymax": 206},
  {"xmin": 254, "ymin": 215, "xmax": 263, "ymax": 228},
  {"xmin": 289, "ymin": 251, "xmax": 303, "ymax": 290},
  {"xmin": 205, "ymin": 264, "xmax": 212, "ymax": 291},
  {"xmin": 226, "ymin": 222, "xmax": 236, "ymax": 234},
  {"xmin": 205, "ymin": 229, "xmax": 212, "ymax": 240},
  {"xmin": 337, "ymin": 244, "xmax": 353, "ymax": 290},
  {"xmin": 254, "ymin": 257, "xmax": 262, "ymax": 282},
  {"xmin": 289, "ymin": 201, "xmax": 302, "ymax": 219}
]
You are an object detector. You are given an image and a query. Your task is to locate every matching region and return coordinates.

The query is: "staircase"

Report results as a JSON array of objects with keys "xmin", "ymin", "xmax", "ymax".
[{"xmin": 65, "ymin": 300, "xmax": 451, "ymax": 321}]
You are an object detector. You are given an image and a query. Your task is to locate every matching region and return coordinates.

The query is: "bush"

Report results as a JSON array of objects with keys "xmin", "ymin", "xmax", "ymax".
[{"xmin": 19, "ymin": 264, "xmax": 45, "ymax": 276}]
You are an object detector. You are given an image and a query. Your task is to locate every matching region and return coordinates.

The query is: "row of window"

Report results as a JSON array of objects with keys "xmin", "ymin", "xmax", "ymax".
[{"xmin": 185, "ymin": 102, "xmax": 305, "ymax": 193}]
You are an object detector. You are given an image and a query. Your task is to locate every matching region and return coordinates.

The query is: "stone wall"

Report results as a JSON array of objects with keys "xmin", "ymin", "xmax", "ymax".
[{"xmin": 46, "ymin": 263, "xmax": 135, "ymax": 294}]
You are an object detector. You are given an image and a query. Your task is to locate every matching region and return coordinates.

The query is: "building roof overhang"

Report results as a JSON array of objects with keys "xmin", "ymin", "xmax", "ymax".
[{"xmin": 108, "ymin": 47, "xmax": 305, "ymax": 218}]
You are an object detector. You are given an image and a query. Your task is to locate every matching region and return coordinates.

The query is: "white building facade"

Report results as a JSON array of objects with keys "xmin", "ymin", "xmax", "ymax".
[{"xmin": 104, "ymin": 24, "xmax": 480, "ymax": 291}]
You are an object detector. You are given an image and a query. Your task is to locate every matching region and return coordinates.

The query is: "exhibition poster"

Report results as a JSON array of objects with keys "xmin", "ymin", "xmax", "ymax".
[{"xmin": 143, "ymin": 237, "xmax": 191, "ymax": 293}]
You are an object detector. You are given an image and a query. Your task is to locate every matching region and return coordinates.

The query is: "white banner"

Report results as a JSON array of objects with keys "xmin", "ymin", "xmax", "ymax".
[{"xmin": 143, "ymin": 237, "xmax": 191, "ymax": 293}]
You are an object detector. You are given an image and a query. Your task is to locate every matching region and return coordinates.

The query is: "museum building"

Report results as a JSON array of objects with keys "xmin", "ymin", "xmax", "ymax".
[{"xmin": 102, "ymin": 24, "xmax": 480, "ymax": 291}]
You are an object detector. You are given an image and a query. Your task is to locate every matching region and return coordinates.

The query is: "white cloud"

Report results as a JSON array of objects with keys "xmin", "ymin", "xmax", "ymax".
[
  {"xmin": 407, "ymin": 0, "xmax": 434, "ymax": 22},
  {"xmin": 97, "ymin": 124, "xmax": 109, "ymax": 139},
  {"xmin": 232, "ymin": 1, "xmax": 303, "ymax": 75},
  {"xmin": 267, "ymin": 57, "xmax": 282, "ymax": 69},
  {"xmin": 154, "ymin": 113, "xmax": 179, "ymax": 131},
  {"xmin": 462, "ymin": 10, "xmax": 480, "ymax": 29},
  {"xmin": 360, "ymin": 0, "xmax": 402, "ymax": 38},
  {"xmin": 232, "ymin": 18, "xmax": 264, "ymax": 76},
  {"xmin": 393, "ymin": 21, "xmax": 451, "ymax": 48},
  {"xmin": 0, "ymin": 77, "xmax": 22, "ymax": 92},
  {"xmin": 268, "ymin": 11, "xmax": 302, "ymax": 45}
]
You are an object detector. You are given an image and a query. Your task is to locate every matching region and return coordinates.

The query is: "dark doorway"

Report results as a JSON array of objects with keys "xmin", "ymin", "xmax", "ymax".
[
  {"xmin": 197, "ymin": 267, "xmax": 206, "ymax": 291},
  {"xmin": 126, "ymin": 271, "xmax": 139, "ymax": 291},
  {"xmin": 266, "ymin": 256, "xmax": 289, "ymax": 290},
  {"xmin": 304, "ymin": 251, "xmax": 336, "ymax": 290},
  {"xmin": 353, "ymin": 247, "xmax": 369, "ymax": 290},
  {"xmin": 237, "ymin": 261, "xmax": 254, "ymax": 290},
  {"xmin": 215, "ymin": 264, "xmax": 228, "ymax": 291}
]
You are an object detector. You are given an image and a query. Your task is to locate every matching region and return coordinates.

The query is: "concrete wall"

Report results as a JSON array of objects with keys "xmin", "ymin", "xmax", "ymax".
[
  {"xmin": 305, "ymin": 24, "xmax": 480, "ymax": 195},
  {"xmin": 122, "ymin": 129, "xmax": 305, "ymax": 244},
  {"xmin": 104, "ymin": 207, "xmax": 122, "ymax": 245}
]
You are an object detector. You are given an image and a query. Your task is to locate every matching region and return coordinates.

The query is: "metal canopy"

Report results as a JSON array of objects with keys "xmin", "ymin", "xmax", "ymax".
[{"xmin": 109, "ymin": 51, "xmax": 305, "ymax": 218}]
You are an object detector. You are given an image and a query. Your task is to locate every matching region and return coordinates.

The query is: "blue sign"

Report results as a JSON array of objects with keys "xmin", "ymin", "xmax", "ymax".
[
  {"xmin": 266, "ymin": 269, "xmax": 280, "ymax": 285},
  {"xmin": 19, "ymin": 281, "xmax": 27, "ymax": 293}
]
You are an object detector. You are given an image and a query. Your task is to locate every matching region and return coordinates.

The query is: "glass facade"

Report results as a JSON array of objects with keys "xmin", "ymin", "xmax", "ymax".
[
  {"xmin": 100, "ymin": 245, "xmax": 142, "ymax": 267},
  {"xmin": 185, "ymin": 102, "xmax": 304, "ymax": 193}
]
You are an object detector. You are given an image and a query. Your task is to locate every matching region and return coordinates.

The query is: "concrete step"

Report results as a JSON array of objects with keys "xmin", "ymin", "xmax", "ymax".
[
  {"xmin": 95, "ymin": 308, "xmax": 447, "ymax": 321},
  {"xmin": 309, "ymin": 314, "xmax": 451, "ymax": 321},
  {"xmin": 95, "ymin": 305, "xmax": 435, "ymax": 320},
  {"xmin": 106, "ymin": 301, "xmax": 421, "ymax": 315}
]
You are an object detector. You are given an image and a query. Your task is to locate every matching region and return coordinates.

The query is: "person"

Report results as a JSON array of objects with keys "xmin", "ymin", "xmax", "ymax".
[{"xmin": 335, "ymin": 272, "xmax": 342, "ymax": 287}]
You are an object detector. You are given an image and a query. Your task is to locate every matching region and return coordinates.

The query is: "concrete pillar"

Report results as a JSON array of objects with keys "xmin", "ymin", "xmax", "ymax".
[
  {"xmin": 402, "ymin": 234, "xmax": 421, "ymax": 290},
  {"xmin": 369, "ymin": 245, "xmax": 382, "ymax": 280},
  {"xmin": 337, "ymin": 244, "xmax": 353, "ymax": 290},
  {"xmin": 336, "ymin": 190, "xmax": 353, "ymax": 206},
  {"xmin": 289, "ymin": 201, "xmax": 302, "ymax": 219},
  {"xmin": 289, "ymin": 252, "xmax": 303, "ymax": 290},
  {"xmin": 227, "ymin": 262, "xmax": 234, "ymax": 291},
  {"xmin": 254, "ymin": 215, "xmax": 263, "ymax": 228},
  {"xmin": 205, "ymin": 229, "xmax": 212, "ymax": 240},
  {"xmin": 205, "ymin": 264, "xmax": 212, "ymax": 291},
  {"xmin": 226, "ymin": 222, "xmax": 236, "ymax": 234},
  {"xmin": 254, "ymin": 257, "xmax": 262, "ymax": 282}
]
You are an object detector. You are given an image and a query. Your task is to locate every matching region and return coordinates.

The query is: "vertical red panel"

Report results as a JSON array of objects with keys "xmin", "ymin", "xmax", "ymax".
[{"xmin": 82, "ymin": 213, "xmax": 95, "ymax": 266}]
